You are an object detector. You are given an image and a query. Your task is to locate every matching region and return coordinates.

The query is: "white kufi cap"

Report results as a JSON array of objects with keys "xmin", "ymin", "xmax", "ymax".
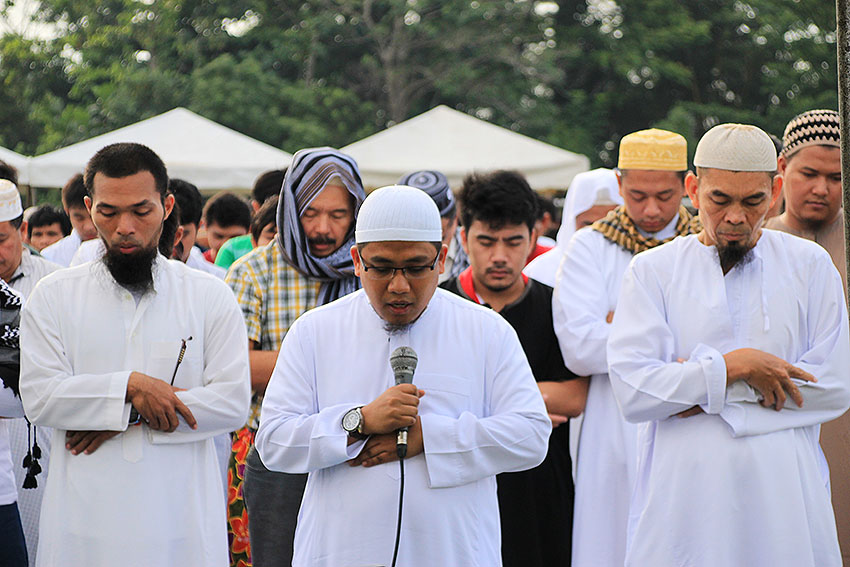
[
  {"xmin": 0, "ymin": 180, "xmax": 23, "ymax": 222},
  {"xmin": 356, "ymin": 185, "xmax": 442, "ymax": 243},
  {"xmin": 693, "ymin": 123, "xmax": 777, "ymax": 172}
]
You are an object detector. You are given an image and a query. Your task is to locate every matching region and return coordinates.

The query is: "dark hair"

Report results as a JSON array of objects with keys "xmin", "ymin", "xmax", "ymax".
[
  {"xmin": 8, "ymin": 214, "xmax": 22, "ymax": 230},
  {"xmin": 159, "ymin": 199, "xmax": 180, "ymax": 257},
  {"xmin": 251, "ymin": 195, "xmax": 278, "ymax": 242},
  {"xmin": 27, "ymin": 205, "xmax": 71, "ymax": 238},
  {"xmin": 458, "ymin": 170, "xmax": 539, "ymax": 232},
  {"xmin": 62, "ymin": 174, "xmax": 88, "ymax": 209},
  {"xmin": 0, "ymin": 160, "xmax": 18, "ymax": 185},
  {"xmin": 168, "ymin": 179, "xmax": 203, "ymax": 227},
  {"xmin": 203, "ymin": 192, "xmax": 251, "ymax": 230},
  {"xmin": 84, "ymin": 143, "xmax": 169, "ymax": 201},
  {"xmin": 252, "ymin": 169, "xmax": 286, "ymax": 205},
  {"xmin": 536, "ymin": 193, "xmax": 557, "ymax": 222}
]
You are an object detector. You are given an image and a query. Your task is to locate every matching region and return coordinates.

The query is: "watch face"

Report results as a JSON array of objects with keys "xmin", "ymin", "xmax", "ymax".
[{"xmin": 342, "ymin": 409, "xmax": 360, "ymax": 432}]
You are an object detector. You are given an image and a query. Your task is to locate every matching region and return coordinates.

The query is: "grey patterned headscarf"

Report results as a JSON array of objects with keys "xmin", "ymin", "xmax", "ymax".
[{"xmin": 276, "ymin": 147, "xmax": 366, "ymax": 305}]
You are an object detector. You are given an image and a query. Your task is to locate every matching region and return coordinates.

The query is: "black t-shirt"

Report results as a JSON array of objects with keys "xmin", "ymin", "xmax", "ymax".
[{"xmin": 440, "ymin": 276, "xmax": 577, "ymax": 567}]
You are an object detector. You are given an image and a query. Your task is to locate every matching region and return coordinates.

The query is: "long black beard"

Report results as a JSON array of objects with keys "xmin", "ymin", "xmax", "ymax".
[
  {"xmin": 718, "ymin": 242, "xmax": 754, "ymax": 274},
  {"xmin": 102, "ymin": 244, "xmax": 158, "ymax": 293}
]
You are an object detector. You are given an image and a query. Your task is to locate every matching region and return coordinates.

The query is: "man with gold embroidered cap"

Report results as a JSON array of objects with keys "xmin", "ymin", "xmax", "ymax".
[
  {"xmin": 608, "ymin": 123, "xmax": 850, "ymax": 566},
  {"xmin": 552, "ymin": 128, "xmax": 699, "ymax": 567}
]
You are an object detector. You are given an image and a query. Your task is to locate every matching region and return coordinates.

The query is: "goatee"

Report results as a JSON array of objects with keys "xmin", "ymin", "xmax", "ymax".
[
  {"xmin": 103, "ymin": 243, "xmax": 158, "ymax": 294},
  {"xmin": 718, "ymin": 242, "xmax": 754, "ymax": 273}
]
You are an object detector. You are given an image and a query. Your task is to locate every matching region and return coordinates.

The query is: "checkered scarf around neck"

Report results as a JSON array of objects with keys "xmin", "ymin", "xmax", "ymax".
[
  {"xmin": 0, "ymin": 279, "xmax": 21, "ymax": 397},
  {"xmin": 276, "ymin": 148, "xmax": 366, "ymax": 305},
  {"xmin": 592, "ymin": 204, "xmax": 702, "ymax": 254}
]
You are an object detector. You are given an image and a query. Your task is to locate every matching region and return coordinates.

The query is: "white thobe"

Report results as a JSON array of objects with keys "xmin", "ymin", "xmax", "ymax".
[
  {"xmin": 256, "ymin": 289, "xmax": 551, "ymax": 567},
  {"xmin": 187, "ymin": 246, "xmax": 226, "ymax": 279},
  {"xmin": 19, "ymin": 256, "xmax": 251, "ymax": 567},
  {"xmin": 6, "ymin": 250, "xmax": 59, "ymax": 567},
  {"xmin": 608, "ymin": 230, "xmax": 850, "ymax": 567},
  {"xmin": 40, "ymin": 230, "xmax": 82, "ymax": 267},
  {"xmin": 553, "ymin": 217, "xmax": 677, "ymax": 567},
  {"xmin": 0, "ymin": 385, "xmax": 25, "ymax": 506}
]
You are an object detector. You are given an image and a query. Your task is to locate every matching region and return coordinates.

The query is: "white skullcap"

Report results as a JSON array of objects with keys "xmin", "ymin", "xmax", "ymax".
[
  {"xmin": 0, "ymin": 180, "xmax": 23, "ymax": 223},
  {"xmin": 355, "ymin": 185, "xmax": 442, "ymax": 243},
  {"xmin": 693, "ymin": 123, "xmax": 777, "ymax": 172}
]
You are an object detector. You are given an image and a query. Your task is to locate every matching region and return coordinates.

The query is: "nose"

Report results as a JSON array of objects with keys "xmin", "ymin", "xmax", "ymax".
[
  {"xmin": 724, "ymin": 204, "xmax": 746, "ymax": 224},
  {"xmin": 644, "ymin": 198, "xmax": 661, "ymax": 217},
  {"xmin": 387, "ymin": 270, "xmax": 411, "ymax": 293},
  {"xmin": 115, "ymin": 213, "xmax": 137, "ymax": 236},
  {"xmin": 810, "ymin": 176, "xmax": 829, "ymax": 196},
  {"xmin": 314, "ymin": 214, "xmax": 331, "ymax": 235},
  {"xmin": 491, "ymin": 243, "xmax": 509, "ymax": 264}
]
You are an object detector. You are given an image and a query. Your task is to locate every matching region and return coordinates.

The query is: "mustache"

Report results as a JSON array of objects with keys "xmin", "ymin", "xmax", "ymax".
[{"xmin": 307, "ymin": 236, "xmax": 336, "ymax": 246}]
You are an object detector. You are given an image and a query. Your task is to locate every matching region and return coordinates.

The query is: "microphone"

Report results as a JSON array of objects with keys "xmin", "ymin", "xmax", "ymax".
[{"xmin": 389, "ymin": 346, "xmax": 418, "ymax": 458}]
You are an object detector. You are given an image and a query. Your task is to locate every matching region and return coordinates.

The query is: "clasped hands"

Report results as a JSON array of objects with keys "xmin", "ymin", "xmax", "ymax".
[
  {"xmin": 348, "ymin": 383, "xmax": 425, "ymax": 468},
  {"xmin": 675, "ymin": 348, "xmax": 815, "ymax": 418},
  {"xmin": 66, "ymin": 371, "xmax": 197, "ymax": 455}
]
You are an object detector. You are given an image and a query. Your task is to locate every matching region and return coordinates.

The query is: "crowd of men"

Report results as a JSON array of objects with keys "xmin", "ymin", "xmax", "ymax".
[{"xmin": 0, "ymin": 108, "xmax": 846, "ymax": 567}]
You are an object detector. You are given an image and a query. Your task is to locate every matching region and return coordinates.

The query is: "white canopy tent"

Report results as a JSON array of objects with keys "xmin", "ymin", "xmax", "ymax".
[
  {"xmin": 0, "ymin": 146, "xmax": 30, "ymax": 185},
  {"xmin": 342, "ymin": 105, "xmax": 590, "ymax": 191},
  {"xmin": 27, "ymin": 108, "xmax": 292, "ymax": 190}
]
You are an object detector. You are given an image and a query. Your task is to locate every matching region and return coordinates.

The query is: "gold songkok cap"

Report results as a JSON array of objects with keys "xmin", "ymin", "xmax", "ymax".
[
  {"xmin": 617, "ymin": 128, "xmax": 688, "ymax": 171},
  {"xmin": 693, "ymin": 123, "xmax": 776, "ymax": 172}
]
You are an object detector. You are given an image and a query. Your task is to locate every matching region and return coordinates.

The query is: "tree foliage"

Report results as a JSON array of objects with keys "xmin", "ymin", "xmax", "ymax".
[{"xmin": 0, "ymin": 0, "xmax": 838, "ymax": 170}]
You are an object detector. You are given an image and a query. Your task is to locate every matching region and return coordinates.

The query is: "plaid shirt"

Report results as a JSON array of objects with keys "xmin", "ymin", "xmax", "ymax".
[{"xmin": 226, "ymin": 241, "xmax": 321, "ymax": 427}]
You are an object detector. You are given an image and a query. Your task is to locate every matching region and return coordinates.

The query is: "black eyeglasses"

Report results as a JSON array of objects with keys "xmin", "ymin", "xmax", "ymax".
[{"xmin": 360, "ymin": 251, "xmax": 440, "ymax": 281}]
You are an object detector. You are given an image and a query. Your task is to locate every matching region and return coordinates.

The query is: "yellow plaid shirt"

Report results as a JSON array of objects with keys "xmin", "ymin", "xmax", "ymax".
[{"xmin": 226, "ymin": 240, "xmax": 321, "ymax": 427}]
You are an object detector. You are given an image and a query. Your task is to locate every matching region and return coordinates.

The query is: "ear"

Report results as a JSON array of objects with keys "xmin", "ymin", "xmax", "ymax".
[
  {"xmin": 684, "ymin": 171, "xmax": 700, "ymax": 209},
  {"xmin": 173, "ymin": 224, "xmax": 184, "ymax": 250},
  {"xmin": 19, "ymin": 220, "xmax": 27, "ymax": 239},
  {"xmin": 437, "ymin": 243, "xmax": 448, "ymax": 275},
  {"xmin": 459, "ymin": 226, "xmax": 469, "ymax": 255},
  {"xmin": 350, "ymin": 244, "xmax": 362, "ymax": 277},
  {"xmin": 777, "ymin": 154, "xmax": 788, "ymax": 176},
  {"xmin": 769, "ymin": 174, "xmax": 783, "ymax": 209},
  {"xmin": 616, "ymin": 170, "xmax": 625, "ymax": 199},
  {"xmin": 163, "ymin": 194, "xmax": 175, "ymax": 220},
  {"xmin": 84, "ymin": 196, "xmax": 93, "ymax": 215}
]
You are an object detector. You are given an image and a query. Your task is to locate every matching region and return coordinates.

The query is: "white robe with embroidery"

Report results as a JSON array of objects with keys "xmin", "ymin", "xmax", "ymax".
[
  {"xmin": 256, "ymin": 289, "xmax": 551, "ymax": 567},
  {"xmin": 608, "ymin": 230, "xmax": 850, "ymax": 567},
  {"xmin": 19, "ymin": 257, "xmax": 250, "ymax": 567}
]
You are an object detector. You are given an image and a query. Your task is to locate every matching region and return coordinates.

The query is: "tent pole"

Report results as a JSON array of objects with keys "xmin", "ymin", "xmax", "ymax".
[{"xmin": 839, "ymin": 0, "xmax": 850, "ymax": 300}]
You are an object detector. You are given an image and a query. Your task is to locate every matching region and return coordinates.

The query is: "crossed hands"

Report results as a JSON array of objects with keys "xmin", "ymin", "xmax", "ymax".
[
  {"xmin": 348, "ymin": 383, "xmax": 425, "ymax": 467},
  {"xmin": 67, "ymin": 372, "xmax": 198, "ymax": 455},
  {"xmin": 675, "ymin": 348, "xmax": 815, "ymax": 419}
]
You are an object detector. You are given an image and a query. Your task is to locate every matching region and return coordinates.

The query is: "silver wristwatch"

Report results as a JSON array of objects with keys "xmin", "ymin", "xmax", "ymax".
[{"xmin": 342, "ymin": 406, "xmax": 367, "ymax": 439}]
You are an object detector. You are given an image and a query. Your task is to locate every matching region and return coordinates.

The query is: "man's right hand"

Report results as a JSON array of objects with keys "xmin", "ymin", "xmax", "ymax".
[
  {"xmin": 359, "ymin": 384, "xmax": 424, "ymax": 436},
  {"xmin": 126, "ymin": 372, "xmax": 197, "ymax": 432},
  {"xmin": 723, "ymin": 348, "xmax": 816, "ymax": 411}
]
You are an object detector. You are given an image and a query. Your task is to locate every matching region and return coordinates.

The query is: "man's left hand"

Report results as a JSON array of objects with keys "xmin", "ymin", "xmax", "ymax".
[
  {"xmin": 65, "ymin": 430, "xmax": 121, "ymax": 455},
  {"xmin": 348, "ymin": 417, "xmax": 423, "ymax": 467}
]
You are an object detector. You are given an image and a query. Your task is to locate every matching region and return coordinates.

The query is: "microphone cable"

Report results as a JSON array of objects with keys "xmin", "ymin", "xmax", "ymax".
[{"xmin": 390, "ymin": 454, "xmax": 405, "ymax": 567}]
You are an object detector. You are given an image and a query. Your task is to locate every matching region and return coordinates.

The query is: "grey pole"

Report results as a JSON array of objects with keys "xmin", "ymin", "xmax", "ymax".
[{"xmin": 839, "ymin": 0, "xmax": 850, "ymax": 299}]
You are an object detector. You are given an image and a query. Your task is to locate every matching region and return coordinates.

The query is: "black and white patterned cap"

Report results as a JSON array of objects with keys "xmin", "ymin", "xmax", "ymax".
[
  {"xmin": 781, "ymin": 109, "xmax": 840, "ymax": 158},
  {"xmin": 397, "ymin": 170, "xmax": 456, "ymax": 218}
]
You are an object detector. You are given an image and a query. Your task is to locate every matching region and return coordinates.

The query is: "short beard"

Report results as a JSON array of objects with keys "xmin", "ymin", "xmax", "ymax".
[
  {"xmin": 383, "ymin": 321, "xmax": 412, "ymax": 335},
  {"xmin": 102, "ymin": 244, "xmax": 158, "ymax": 294},
  {"xmin": 718, "ymin": 242, "xmax": 754, "ymax": 273}
]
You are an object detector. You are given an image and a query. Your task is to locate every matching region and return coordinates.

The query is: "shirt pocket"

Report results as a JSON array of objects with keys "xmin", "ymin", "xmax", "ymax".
[
  {"xmin": 414, "ymin": 372, "xmax": 472, "ymax": 417},
  {"xmin": 146, "ymin": 340, "xmax": 202, "ymax": 388}
]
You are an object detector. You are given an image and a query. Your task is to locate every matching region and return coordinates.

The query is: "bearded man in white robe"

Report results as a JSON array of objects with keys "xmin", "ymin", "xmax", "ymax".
[
  {"xmin": 608, "ymin": 123, "xmax": 850, "ymax": 567},
  {"xmin": 19, "ymin": 143, "xmax": 250, "ymax": 567}
]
